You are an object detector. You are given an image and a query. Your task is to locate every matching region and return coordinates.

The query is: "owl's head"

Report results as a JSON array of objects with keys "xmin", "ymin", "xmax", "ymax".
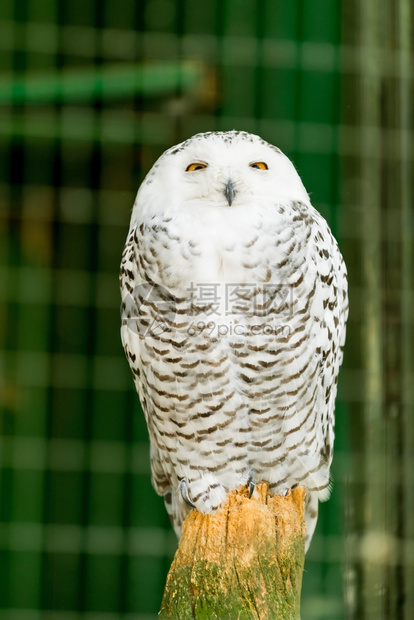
[{"xmin": 135, "ymin": 131, "xmax": 309, "ymax": 219}]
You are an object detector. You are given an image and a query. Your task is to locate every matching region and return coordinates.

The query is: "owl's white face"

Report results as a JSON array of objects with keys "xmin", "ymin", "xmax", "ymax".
[{"xmin": 134, "ymin": 131, "xmax": 309, "ymax": 223}]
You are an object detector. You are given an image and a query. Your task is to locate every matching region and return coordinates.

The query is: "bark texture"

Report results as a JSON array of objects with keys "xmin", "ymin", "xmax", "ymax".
[{"xmin": 159, "ymin": 483, "xmax": 306, "ymax": 619}]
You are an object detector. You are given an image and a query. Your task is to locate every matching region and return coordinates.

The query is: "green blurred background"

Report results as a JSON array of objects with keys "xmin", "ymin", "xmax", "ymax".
[{"xmin": 0, "ymin": 1, "xmax": 412, "ymax": 619}]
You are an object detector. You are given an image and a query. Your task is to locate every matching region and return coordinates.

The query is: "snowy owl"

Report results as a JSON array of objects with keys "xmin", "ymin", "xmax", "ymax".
[{"xmin": 120, "ymin": 130, "xmax": 348, "ymax": 550}]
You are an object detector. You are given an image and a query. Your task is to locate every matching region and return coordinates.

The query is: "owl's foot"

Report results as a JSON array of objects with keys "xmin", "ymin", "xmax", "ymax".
[
  {"xmin": 179, "ymin": 475, "xmax": 227, "ymax": 513},
  {"xmin": 247, "ymin": 469, "xmax": 255, "ymax": 498},
  {"xmin": 179, "ymin": 479, "xmax": 196, "ymax": 509}
]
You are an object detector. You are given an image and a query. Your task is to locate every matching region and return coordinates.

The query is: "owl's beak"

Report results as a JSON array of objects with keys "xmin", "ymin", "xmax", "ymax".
[{"xmin": 224, "ymin": 179, "xmax": 235, "ymax": 206}]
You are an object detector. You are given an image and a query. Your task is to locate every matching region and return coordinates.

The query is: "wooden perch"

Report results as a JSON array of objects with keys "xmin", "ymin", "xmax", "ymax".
[{"xmin": 159, "ymin": 482, "xmax": 306, "ymax": 619}]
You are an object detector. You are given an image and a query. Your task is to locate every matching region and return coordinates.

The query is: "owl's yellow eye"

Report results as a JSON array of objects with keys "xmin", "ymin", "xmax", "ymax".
[
  {"xmin": 250, "ymin": 162, "xmax": 268, "ymax": 170},
  {"xmin": 186, "ymin": 162, "xmax": 208, "ymax": 172}
]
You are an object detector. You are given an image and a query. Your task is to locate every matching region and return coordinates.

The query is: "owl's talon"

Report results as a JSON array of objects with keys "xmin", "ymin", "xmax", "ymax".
[
  {"xmin": 179, "ymin": 478, "xmax": 196, "ymax": 508},
  {"xmin": 247, "ymin": 469, "xmax": 255, "ymax": 498}
]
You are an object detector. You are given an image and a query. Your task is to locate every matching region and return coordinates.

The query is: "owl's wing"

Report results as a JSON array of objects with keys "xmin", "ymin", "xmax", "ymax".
[
  {"xmin": 120, "ymin": 229, "xmax": 172, "ymax": 498},
  {"xmin": 149, "ymin": 440, "xmax": 171, "ymax": 496},
  {"xmin": 312, "ymin": 221, "xmax": 348, "ymax": 467}
]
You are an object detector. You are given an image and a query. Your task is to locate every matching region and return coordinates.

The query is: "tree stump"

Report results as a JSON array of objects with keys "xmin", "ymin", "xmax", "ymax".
[{"xmin": 159, "ymin": 482, "xmax": 306, "ymax": 619}]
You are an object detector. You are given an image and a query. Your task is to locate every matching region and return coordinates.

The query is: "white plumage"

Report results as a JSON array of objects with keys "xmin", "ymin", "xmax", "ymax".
[{"xmin": 120, "ymin": 131, "xmax": 348, "ymax": 550}]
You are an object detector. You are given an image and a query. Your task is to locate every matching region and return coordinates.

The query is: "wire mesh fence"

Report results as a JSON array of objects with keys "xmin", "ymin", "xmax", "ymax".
[{"xmin": 0, "ymin": 1, "xmax": 412, "ymax": 619}]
